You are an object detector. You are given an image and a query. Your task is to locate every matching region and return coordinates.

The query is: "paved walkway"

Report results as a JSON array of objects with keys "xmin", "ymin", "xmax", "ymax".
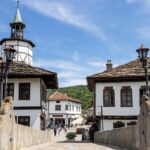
[{"xmin": 21, "ymin": 129, "xmax": 122, "ymax": 150}]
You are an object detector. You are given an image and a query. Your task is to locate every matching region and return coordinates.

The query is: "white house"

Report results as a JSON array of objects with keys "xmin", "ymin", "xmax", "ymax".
[
  {"xmin": 0, "ymin": 2, "xmax": 58, "ymax": 130},
  {"xmin": 87, "ymin": 59, "xmax": 149, "ymax": 131},
  {"xmin": 47, "ymin": 91, "xmax": 81, "ymax": 127}
]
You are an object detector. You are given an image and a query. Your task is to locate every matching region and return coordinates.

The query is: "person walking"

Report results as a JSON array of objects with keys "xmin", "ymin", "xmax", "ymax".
[
  {"xmin": 54, "ymin": 125, "xmax": 57, "ymax": 136},
  {"xmin": 89, "ymin": 122, "xmax": 98, "ymax": 142}
]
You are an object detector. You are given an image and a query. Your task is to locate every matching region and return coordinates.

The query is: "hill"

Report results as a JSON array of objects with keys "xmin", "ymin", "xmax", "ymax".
[{"xmin": 48, "ymin": 85, "xmax": 93, "ymax": 110}]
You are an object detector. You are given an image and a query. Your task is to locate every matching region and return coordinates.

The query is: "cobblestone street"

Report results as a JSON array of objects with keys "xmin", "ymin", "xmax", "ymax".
[{"xmin": 21, "ymin": 129, "xmax": 122, "ymax": 150}]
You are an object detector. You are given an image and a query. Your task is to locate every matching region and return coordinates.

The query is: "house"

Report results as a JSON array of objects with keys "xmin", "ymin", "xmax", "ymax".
[
  {"xmin": 47, "ymin": 91, "xmax": 81, "ymax": 127},
  {"xmin": 87, "ymin": 59, "xmax": 149, "ymax": 131},
  {"xmin": 0, "ymin": 2, "xmax": 58, "ymax": 129}
]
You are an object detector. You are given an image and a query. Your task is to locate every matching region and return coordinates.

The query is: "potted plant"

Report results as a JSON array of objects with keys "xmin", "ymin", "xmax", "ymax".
[{"xmin": 66, "ymin": 132, "xmax": 76, "ymax": 141}]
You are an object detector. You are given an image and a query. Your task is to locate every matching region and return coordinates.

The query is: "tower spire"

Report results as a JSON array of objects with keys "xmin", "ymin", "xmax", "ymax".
[
  {"xmin": 17, "ymin": 0, "xmax": 19, "ymax": 8},
  {"xmin": 14, "ymin": 0, "xmax": 22, "ymax": 23}
]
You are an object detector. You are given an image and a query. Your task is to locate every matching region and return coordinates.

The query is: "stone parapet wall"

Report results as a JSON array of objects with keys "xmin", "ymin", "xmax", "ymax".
[
  {"xmin": 0, "ymin": 97, "xmax": 51, "ymax": 150},
  {"xmin": 14, "ymin": 124, "xmax": 51, "ymax": 150},
  {"xmin": 94, "ymin": 125, "xmax": 139, "ymax": 150},
  {"xmin": 94, "ymin": 95, "xmax": 150, "ymax": 150},
  {"xmin": 0, "ymin": 114, "xmax": 51, "ymax": 150}
]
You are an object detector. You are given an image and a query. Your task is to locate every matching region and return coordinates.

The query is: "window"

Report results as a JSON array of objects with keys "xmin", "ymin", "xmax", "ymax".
[
  {"xmin": 19, "ymin": 83, "xmax": 30, "ymax": 100},
  {"xmin": 127, "ymin": 121, "xmax": 137, "ymax": 126},
  {"xmin": 41, "ymin": 84, "xmax": 47, "ymax": 103},
  {"xmin": 103, "ymin": 87, "xmax": 115, "ymax": 107},
  {"xmin": 113, "ymin": 121, "xmax": 125, "ymax": 129},
  {"xmin": 3, "ymin": 83, "xmax": 14, "ymax": 99},
  {"xmin": 18, "ymin": 116, "xmax": 30, "ymax": 126},
  {"xmin": 55, "ymin": 105, "xmax": 61, "ymax": 111},
  {"xmin": 79, "ymin": 106, "xmax": 80, "ymax": 112},
  {"xmin": 72, "ymin": 105, "xmax": 74, "ymax": 111},
  {"xmin": 56, "ymin": 101, "xmax": 60, "ymax": 103},
  {"xmin": 65, "ymin": 105, "xmax": 68, "ymax": 110},
  {"xmin": 76, "ymin": 106, "xmax": 78, "ymax": 112},
  {"xmin": 121, "ymin": 86, "xmax": 132, "ymax": 107}
]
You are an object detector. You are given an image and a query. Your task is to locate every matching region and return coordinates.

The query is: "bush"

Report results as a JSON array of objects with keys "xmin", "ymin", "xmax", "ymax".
[{"xmin": 66, "ymin": 132, "xmax": 76, "ymax": 140}]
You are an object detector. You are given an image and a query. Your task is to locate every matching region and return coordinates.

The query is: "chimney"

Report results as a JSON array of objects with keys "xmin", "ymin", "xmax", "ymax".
[{"xmin": 106, "ymin": 60, "xmax": 113, "ymax": 71}]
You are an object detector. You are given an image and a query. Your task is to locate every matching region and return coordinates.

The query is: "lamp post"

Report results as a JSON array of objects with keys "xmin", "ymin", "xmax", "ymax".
[
  {"xmin": 0, "ymin": 46, "xmax": 16, "ymax": 106},
  {"xmin": 136, "ymin": 44, "xmax": 149, "ymax": 97}
]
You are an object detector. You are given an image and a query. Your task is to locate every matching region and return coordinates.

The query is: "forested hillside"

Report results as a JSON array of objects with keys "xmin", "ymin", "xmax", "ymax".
[{"xmin": 48, "ymin": 85, "xmax": 93, "ymax": 110}]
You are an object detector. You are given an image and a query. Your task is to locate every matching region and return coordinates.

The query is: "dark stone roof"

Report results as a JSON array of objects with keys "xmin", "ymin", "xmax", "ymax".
[
  {"xmin": 2, "ymin": 62, "xmax": 58, "ymax": 89},
  {"xmin": 87, "ymin": 58, "xmax": 150, "ymax": 91}
]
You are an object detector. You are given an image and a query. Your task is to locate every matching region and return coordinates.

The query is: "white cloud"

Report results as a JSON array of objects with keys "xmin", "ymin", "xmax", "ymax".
[
  {"xmin": 33, "ymin": 59, "xmax": 81, "ymax": 71},
  {"xmin": 137, "ymin": 26, "xmax": 150, "ymax": 40},
  {"xmin": 125, "ymin": 0, "xmax": 138, "ymax": 3},
  {"xmin": 88, "ymin": 61, "xmax": 106, "ymax": 67},
  {"xmin": 61, "ymin": 78, "xmax": 86, "ymax": 87},
  {"xmin": 72, "ymin": 51, "xmax": 79, "ymax": 62},
  {"xmin": 125, "ymin": 0, "xmax": 150, "ymax": 11},
  {"xmin": 58, "ymin": 71, "xmax": 76, "ymax": 78},
  {"xmin": 21, "ymin": 0, "xmax": 106, "ymax": 40}
]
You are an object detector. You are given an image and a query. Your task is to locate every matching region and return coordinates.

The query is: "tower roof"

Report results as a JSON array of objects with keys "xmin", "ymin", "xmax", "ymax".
[{"xmin": 14, "ymin": 1, "xmax": 22, "ymax": 23}]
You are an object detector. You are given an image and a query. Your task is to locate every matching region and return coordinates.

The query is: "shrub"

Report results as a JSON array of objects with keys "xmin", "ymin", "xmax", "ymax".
[{"xmin": 66, "ymin": 132, "xmax": 77, "ymax": 140}]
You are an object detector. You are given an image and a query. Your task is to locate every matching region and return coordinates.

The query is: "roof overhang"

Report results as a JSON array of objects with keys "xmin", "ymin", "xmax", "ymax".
[
  {"xmin": 8, "ymin": 73, "xmax": 58, "ymax": 89},
  {"xmin": 0, "ymin": 38, "xmax": 35, "ymax": 47},
  {"xmin": 87, "ymin": 75, "xmax": 147, "ymax": 91}
]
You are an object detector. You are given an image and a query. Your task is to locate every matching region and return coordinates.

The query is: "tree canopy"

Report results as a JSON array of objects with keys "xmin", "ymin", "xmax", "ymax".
[{"xmin": 48, "ymin": 85, "xmax": 93, "ymax": 110}]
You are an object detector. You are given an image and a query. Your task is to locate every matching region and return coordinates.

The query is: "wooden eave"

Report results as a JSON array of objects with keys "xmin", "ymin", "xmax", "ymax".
[
  {"xmin": 10, "ymin": 22, "xmax": 25, "ymax": 28},
  {"xmin": 87, "ymin": 58, "xmax": 150, "ymax": 91},
  {"xmin": 1, "ymin": 62, "xmax": 58, "ymax": 89}
]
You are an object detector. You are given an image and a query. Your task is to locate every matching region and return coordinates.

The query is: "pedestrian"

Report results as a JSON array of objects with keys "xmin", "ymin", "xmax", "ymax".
[
  {"xmin": 58, "ymin": 127, "xmax": 62, "ymax": 135},
  {"xmin": 54, "ymin": 125, "xmax": 57, "ymax": 136},
  {"xmin": 89, "ymin": 122, "xmax": 98, "ymax": 142}
]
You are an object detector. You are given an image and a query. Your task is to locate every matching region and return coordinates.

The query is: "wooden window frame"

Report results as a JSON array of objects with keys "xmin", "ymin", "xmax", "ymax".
[
  {"xmin": 41, "ymin": 83, "xmax": 47, "ymax": 103},
  {"xmin": 127, "ymin": 121, "xmax": 137, "ymax": 126},
  {"xmin": 19, "ymin": 83, "xmax": 30, "ymax": 100},
  {"xmin": 18, "ymin": 116, "xmax": 30, "ymax": 126},
  {"xmin": 103, "ymin": 87, "xmax": 115, "ymax": 107},
  {"xmin": 55, "ymin": 105, "xmax": 61, "ymax": 111},
  {"xmin": 65, "ymin": 105, "xmax": 68, "ymax": 110},
  {"xmin": 113, "ymin": 121, "xmax": 125, "ymax": 129},
  {"xmin": 121, "ymin": 86, "xmax": 132, "ymax": 107},
  {"xmin": 3, "ymin": 83, "xmax": 14, "ymax": 99}
]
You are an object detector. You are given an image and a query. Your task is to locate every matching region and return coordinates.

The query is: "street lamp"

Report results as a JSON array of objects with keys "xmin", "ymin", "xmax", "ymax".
[
  {"xmin": 0, "ymin": 46, "xmax": 16, "ymax": 105},
  {"xmin": 136, "ymin": 44, "xmax": 149, "ymax": 97}
]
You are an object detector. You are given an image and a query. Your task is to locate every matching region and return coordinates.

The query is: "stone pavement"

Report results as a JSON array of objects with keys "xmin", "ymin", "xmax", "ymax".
[{"xmin": 20, "ymin": 128, "xmax": 122, "ymax": 150}]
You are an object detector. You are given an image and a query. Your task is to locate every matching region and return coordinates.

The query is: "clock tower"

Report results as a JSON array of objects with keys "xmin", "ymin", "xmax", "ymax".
[{"xmin": 0, "ymin": 1, "xmax": 35, "ymax": 65}]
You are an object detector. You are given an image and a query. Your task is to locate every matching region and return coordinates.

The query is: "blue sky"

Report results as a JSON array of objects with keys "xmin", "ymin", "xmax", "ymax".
[{"xmin": 1, "ymin": 0, "xmax": 150, "ymax": 87}]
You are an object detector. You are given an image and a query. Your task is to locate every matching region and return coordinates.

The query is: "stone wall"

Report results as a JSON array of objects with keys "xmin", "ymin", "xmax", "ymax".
[
  {"xmin": 94, "ymin": 95, "xmax": 150, "ymax": 150},
  {"xmin": 14, "ymin": 124, "xmax": 51, "ymax": 150},
  {"xmin": 0, "ymin": 97, "xmax": 51, "ymax": 150},
  {"xmin": 94, "ymin": 125, "xmax": 139, "ymax": 150}
]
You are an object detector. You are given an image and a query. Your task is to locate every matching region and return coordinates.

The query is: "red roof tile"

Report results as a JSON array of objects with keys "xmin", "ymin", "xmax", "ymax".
[{"xmin": 48, "ymin": 91, "xmax": 81, "ymax": 103}]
